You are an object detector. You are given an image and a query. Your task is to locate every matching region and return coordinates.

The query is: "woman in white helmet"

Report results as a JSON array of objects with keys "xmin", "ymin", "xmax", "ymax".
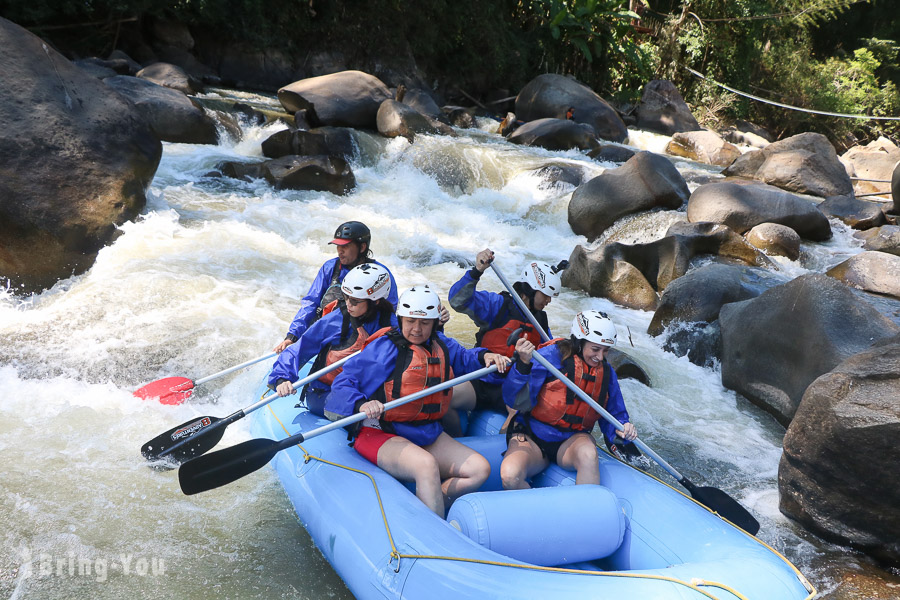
[
  {"xmin": 498, "ymin": 310, "xmax": 638, "ymax": 489},
  {"xmin": 268, "ymin": 263, "xmax": 397, "ymax": 416},
  {"xmin": 446, "ymin": 249, "xmax": 564, "ymax": 433},
  {"xmin": 325, "ymin": 285, "xmax": 512, "ymax": 517}
]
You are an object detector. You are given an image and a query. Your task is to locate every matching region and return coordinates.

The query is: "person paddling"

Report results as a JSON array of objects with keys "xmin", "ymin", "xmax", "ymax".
[
  {"xmin": 499, "ymin": 310, "xmax": 638, "ymax": 489},
  {"xmin": 274, "ymin": 221, "xmax": 399, "ymax": 353},
  {"xmin": 269, "ymin": 263, "xmax": 397, "ymax": 416},
  {"xmin": 446, "ymin": 250, "xmax": 563, "ymax": 432},
  {"xmin": 325, "ymin": 285, "xmax": 511, "ymax": 517}
]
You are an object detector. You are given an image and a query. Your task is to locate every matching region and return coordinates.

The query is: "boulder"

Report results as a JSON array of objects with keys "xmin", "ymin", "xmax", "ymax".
[
  {"xmin": 745, "ymin": 222, "xmax": 801, "ymax": 260},
  {"xmin": 722, "ymin": 132, "xmax": 853, "ymax": 198},
  {"xmin": 635, "ymin": 80, "xmax": 701, "ymax": 135},
  {"xmin": 662, "ymin": 321, "xmax": 722, "ymax": 368},
  {"xmin": 607, "ymin": 349, "xmax": 651, "ymax": 386},
  {"xmin": 826, "ymin": 251, "xmax": 900, "ymax": 299},
  {"xmin": 0, "ymin": 17, "xmax": 161, "ymax": 293},
  {"xmin": 136, "ymin": 61, "xmax": 201, "ymax": 95},
  {"xmin": 261, "ymin": 155, "xmax": 356, "ymax": 195},
  {"xmin": 104, "ymin": 75, "xmax": 219, "ymax": 145},
  {"xmin": 507, "ymin": 118, "xmax": 599, "ymax": 151},
  {"xmin": 587, "ymin": 144, "xmax": 635, "ymax": 163},
  {"xmin": 687, "ymin": 180, "xmax": 832, "ymax": 241},
  {"xmin": 568, "ymin": 152, "xmax": 689, "ymax": 241},
  {"xmin": 73, "ymin": 59, "xmax": 118, "ymax": 79},
  {"xmin": 442, "ymin": 106, "xmax": 477, "ymax": 129},
  {"xmin": 892, "ymin": 160, "xmax": 900, "ymax": 214},
  {"xmin": 722, "ymin": 127, "xmax": 769, "ymax": 149},
  {"xmin": 818, "ymin": 195, "xmax": 887, "ymax": 230},
  {"xmin": 261, "ymin": 127, "xmax": 358, "ymax": 161},
  {"xmin": 376, "ymin": 99, "xmax": 439, "ymax": 141},
  {"xmin": 719, "ymin": 274, "xmax": 899, "ymax": 425},
  {"xmin": 779, "ymin": 335, "xmax": 900, "ymax": 566},
  {"xmin": 401, "ymin": 88, "xmax": 444, "ymax": 121},
  {"xmin": 277, "ymin": 70, "xmax": 391, "ymax": 129},
  {"xmin": 531, "ymin": 164, "xmax": 584, "ymax": 190},
  {"xmin": 841, "ymin": 137, "xmax": 900, "ymax": 196},
  {"xmin": 514, "ymin": 74, "xmax": 627, "ymax": 143},
  {"xmin": 858, "ymin": 224, "xmax": 900, "ymax": 256},
  {"xmin": 665, "ymin": 130, "xmax": 741, "ymax": 167},
  {"xmin": 648, "ymin": 263, "xmax": 783, "ymax": 336}
]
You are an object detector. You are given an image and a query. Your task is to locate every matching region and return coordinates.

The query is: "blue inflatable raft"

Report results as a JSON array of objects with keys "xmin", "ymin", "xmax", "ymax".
[{"xmin": 251, "ymin": 374, "xmax": 816, "ymax": 600}]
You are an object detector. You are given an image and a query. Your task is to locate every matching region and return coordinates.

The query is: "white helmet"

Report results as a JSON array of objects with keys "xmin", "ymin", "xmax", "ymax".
[
  {"xmin": 396, "ymin": 285, "xmax": 441, "ymax": 319},
  {"xmin": 341, "ymin": 263, "xmax": 391, "ymax": 301},
  {"xmin": 517, "ymin": 261, "xmax": 561, "ymax": 297},
  {"xmin": 571, "ymin": 310, "xmax": 617, "ymax": 347}
]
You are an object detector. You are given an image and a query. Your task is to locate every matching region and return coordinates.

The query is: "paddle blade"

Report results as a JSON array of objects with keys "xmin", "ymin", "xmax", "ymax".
[
  {"xmin": 133, "ymin": 377, "xmax": 195, "ymax": 405},
  {"xmin": 178, "ymin": 438, "xmax": 280, "ymax": 495},
  {"xmin": 681, "ymin": 479, "xmax": 761, "ymax": 535},
  {"xmin": 140, "ymin": 416, "xmax": 225, "ymax": 463}
]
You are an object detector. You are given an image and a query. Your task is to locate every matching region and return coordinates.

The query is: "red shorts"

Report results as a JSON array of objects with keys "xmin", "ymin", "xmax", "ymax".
[{"xmin": 354, "ymin": 426, "xmax": 398, "ymax": 464}]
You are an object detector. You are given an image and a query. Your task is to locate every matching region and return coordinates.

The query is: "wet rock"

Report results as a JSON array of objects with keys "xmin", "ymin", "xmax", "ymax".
[
  {"xmin": 635, "ymin": 79, "xmax": 701, "ymax": 136},
  {"xmin": 136, "ymin": 61, "xmax": 202, "ymax": 94},
  {"xmin": 569, "ymin": 152, "xmax": 689, "ymax": 241},
  {"xmin": 892, "ymin": 160, "xmax": 900, "ymax": 214},
  {"xmin": 826, "ymin": 251, "xmax": 900, "ymax": 299},
  {"xmin": 261, "ymin": 127, "xmax": 358, "ymax": 161},
  {"xmin": 719, "ymin": 274, "xmax": 899, "ymax": 425},
  {"xmin": 442, "ymin": 106, "xmax": 476, "ymax": 129},
  {"xmin": 746, "ymin": 222, "xmax": 801, "ymax": 260},
  {"xmin": 587, "ymin": 144, "xmax": 635, "ymax": 163},
  {"xmin": 607, "ymin": 349, "xmax": 651, "ymax": 386},
  {"xmin": 857, "ymin": 224, "xmax": 900, "ymax": 256},
  {"xmin": 401, "ymin": 88, "xmax": 445, "ymax": 121},
  {"xmin": 376, "ymin": 99, "xmax": 440, "ymax": 141},
  {"xmin": 515, "ymin": 73, "xmax": 627, "ymax": 143},
  {"xmin": 261, "ymin": 155, "xmax": 356, "ymax": 195},
  {"xmin": 278, "ymin": 70, "xmax": 391, "ymax": 129},
  {"xmin": 722, "ymin": 132, "xmax": 853, "ymax": 198},
  {"xmin": 532, "ymin": 164, "xmax": 584, "ymax": 189},
  {"xmin": 666, "ymin": 130, "xmax": 741, "ymax": 167},
  {"xmin": 507, "ymin": 118, "xmax": 599, "ymax": 151},
  {"xmin": 104, "ymin": 75, "xmax": 218, "ymax": 144},
  {"xmin": 779, "ymin": 335, "xmax": 900, "ymax": 567},
  {"xmin": 687, "ymin": 180, "xmax": 832, "ymax": 241},
  {"xmin": 819, "ymin": 195, "xmax": 887, "ymax": 229},
  {"xmin": 661, "ymin": 321, "xmax": 722, "ymax": 368},
  {"xmin": 73, "ymin": 59, "xmax": 118, "ymax": 79}
]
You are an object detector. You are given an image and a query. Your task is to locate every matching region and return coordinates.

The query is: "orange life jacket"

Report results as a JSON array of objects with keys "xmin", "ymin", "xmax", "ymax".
[
  {"xmin": 529, "ymin": 340, "xmax": 610, "ymax": 432},
  {"xmin": 313, "ymin": 309, "xmax": 393, "ymax": 386},
  {"xmin": 379, "ymin": 331, "xmax": 454, "ymax": 424},
  {"xmin": 476, "ymin": 292, "xmax": 548, "ymax": 358}
]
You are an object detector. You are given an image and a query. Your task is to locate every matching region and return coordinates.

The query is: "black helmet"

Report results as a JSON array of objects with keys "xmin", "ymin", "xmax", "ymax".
[{"xmin": 330, "ymin": 221, "xmax": 371, "ymax": 248}]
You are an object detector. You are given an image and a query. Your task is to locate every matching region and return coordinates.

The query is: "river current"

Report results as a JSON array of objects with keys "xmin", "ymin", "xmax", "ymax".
[{"xmin": 1, "ymin": 90, "xmax": 896, "ymax": 599}]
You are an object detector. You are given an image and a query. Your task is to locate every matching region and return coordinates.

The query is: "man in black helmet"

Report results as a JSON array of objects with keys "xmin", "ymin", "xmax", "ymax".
[{"xmin": 274, "ymin": 221, "xmax": 399, "ymax": 353}]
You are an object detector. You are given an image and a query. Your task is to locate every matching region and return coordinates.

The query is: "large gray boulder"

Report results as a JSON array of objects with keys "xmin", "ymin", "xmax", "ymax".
[
  {"xmin": 826, "ymin": 251, "xmax": 900, "ymax": 299},
  {"xmin": 857, "ymin": 224, "xmax": 900, "ymax": 256},
  {"xmin": 722, "ymin": 132, "xmax": 852, "ymax": 198},
  {"xmin": 719, "ymin": 274, "xmax": 899, "ymax": 425},
  {"xmin": 687, "ymin": 180, "xmax": 832, "ymax": 241},
  {"xmin": 665, "ymin": 130, "xmax": 740, "ymax": 167},
  {"xmin": 507, "ymin": 118, "xmax": 599, "ymax": 152},
  {"xmin": 277, "ymin": 70, "xmax": 391, "ymax": 129},
  {"xmin": 0, "ymin": 17, "xmax": 161, "ymax": 293},
  {"xmin": 376, "ymin": 99, "xmax": 439, "ymax": 142},
  {"xmin": 261, "ymin": 155, "xmax": 356, "ymax": 195},
  {"xmin": 779, "ymin": 335, "xmax": 900, "ymax": 566},
  {"xmin": 136, "ymin": 61, "xmax": 201, "ymax": 95},
  {"xmin": 635, "ymin": 80, "xmax": 701, "ymax": 135},
  {"xmin": 569, "ymin": 152, "xmax": 689, "ymax": 241},
  {"xmin": 818, "ymin": 194, "xmax": 887, "ymax": 230},
  {"xmin": 104, "ymin": 75, "xmax": 219, "ymax": 144},
  {"xmin": 515, "ymin": 74, "xmax": 627, "ymax": 143},
  {"xmin": 261, "ymin": 127, "xmax": 358, "ymax": 161}
]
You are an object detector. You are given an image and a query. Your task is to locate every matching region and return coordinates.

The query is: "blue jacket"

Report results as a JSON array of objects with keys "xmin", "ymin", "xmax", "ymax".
[
  {"xmin": 269, "ymin": 306, "xmax": 398, "ymax": 393},
  {"xmin": 326, "ymin": 331, "xmax": 488, "ymax": 446},
  {"xmin": 286, "ymin": 257, "xmax": 398, "ymax": 340},
  {"xmin": 502, "ymin": 343, "xmax": 630, "ymax": 445},
  {"xmin": 448, "ymin": 268, "xmax": 551, "ymax": 385}
]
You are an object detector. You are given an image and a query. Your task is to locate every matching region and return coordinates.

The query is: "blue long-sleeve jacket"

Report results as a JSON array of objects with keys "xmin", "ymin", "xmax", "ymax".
[
  {"xmin": 448, "ymin": 268, "xmax": 551, "ymax": 385},
  {"xmin": 285, "ymin": 257, "xmax": 398, "ymax": 340},
  {"xmin": 502, "ymin": 343, "xmax": 630, "ymax": 445},
  {"xmin": 269, "ymin": 306, "xmax": 399, "ymax": 393},
  {"xmin": 326, "ymin": 331, "xmax": 488, "ymax": 446}
]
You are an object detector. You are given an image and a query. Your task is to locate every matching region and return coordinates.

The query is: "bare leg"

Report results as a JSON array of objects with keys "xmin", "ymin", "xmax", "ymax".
[
  {"xmin": 499, "ymin": 433, "xmax": 548, "ymax": 490},
  {"xmin": 376, "ymin": 436, "xmax": 444, "ymax": 515},
  {"xmin": 425, "ymin": 432, "xmax": 491, "ymax": 506},
  {"xmin": 557, "ymin": 433, "xmax": 600, "ymax": 485},
  {"xmin": 443, "ymin": 381, "xmax": 477, "ymax": 437}
]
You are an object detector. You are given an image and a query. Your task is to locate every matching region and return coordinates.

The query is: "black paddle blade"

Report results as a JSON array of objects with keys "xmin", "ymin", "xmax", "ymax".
[
  {"xmin": 680, "ymin": 478, "xmax": 761, "ymax": 535},
  {"xmin": 178, "ymin": 438, "xmax": 280, "ymax": 495},
  {"xmin": 140, "ymin": 416, "xmax": 225, "ymax": 463}
]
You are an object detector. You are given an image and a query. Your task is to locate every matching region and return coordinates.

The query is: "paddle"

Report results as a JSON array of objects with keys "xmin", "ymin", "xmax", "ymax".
[
  {"xmin": 178, "ymin": 364, "xmax": 499, "ymax": 495},
  {"xmin": 133, "ymin": 351, "xmax": 278, "ymax": 405},
  {"xmin": 141, "ymin": 351, "xmax": 361, "ymax": 464},
  {"xmin": 490, "ymin": 262, "xmax": 760, "ymax": 535}
]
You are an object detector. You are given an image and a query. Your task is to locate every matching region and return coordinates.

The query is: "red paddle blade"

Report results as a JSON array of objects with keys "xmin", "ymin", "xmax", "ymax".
[{"xmin": 133, "ymin": 377, "xmax": 195, "ymax": 405}]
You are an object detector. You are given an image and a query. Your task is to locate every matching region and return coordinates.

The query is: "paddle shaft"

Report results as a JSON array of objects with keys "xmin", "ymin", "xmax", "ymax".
[
  {"xmin": 273, "ymin": 364, "xmax": 499, "ymax": 450},
  {"xmin": 194, "ymin": 351, "xmax": 278, "ymax": 386},
  {"xmin": 159, "ymin": 350, "xmax": 361, "ymax": 458},
  {"xmin": 489, "ymin": 264, "xmax": 551, "ymax": 343}
]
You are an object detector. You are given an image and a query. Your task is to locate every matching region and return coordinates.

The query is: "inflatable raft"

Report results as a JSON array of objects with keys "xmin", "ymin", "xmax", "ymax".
[{"xmin": 251, "ymin": 373, "xmax": 816, "ymax": 600}]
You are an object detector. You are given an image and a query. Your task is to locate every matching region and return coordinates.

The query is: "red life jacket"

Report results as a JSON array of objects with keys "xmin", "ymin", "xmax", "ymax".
[
  {"xmin": 476, "ymin": 292, "xmax": 547, "ymax": 358},
  {"xmin": 529, "ymin": 340, "xmax": 610, "ymax": 433},
  {"xmin": 379, "ymin": 330, "xmax": 454, "ymax": 424},
  {"xmin": 314, "ymin": 308, "xmax": 393, "ymax": 386}
]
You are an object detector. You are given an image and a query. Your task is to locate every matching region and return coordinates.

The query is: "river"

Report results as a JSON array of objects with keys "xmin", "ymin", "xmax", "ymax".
[{"xmin": 1, "ymin": 89, "xmax": 898, "ymax": 599}]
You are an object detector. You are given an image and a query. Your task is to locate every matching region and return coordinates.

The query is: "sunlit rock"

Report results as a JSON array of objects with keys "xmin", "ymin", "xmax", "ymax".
[
  {"xmin": 665, "ymin": 130, "xmax": 740, "ymax": 167},
  {"xmin": 746, "ymin": 222, "xmax": 801, "ymax": 260},
  {"xmin": 826, "ymin": 251, "xmax": 900, "ymax": 300},
  {"xmin": 376, "ymin": 99, "xmax": 440, "ymax": 142},
  {"xmin": 278, "ymin": 70, "xmax": 391, "ymax": 129},
  {"xmin": 635, "ymin": 80, "xmax": 701, "ymax": 136},
  {"xmin": 818, "ymin": 195, "xmax": 887, "ymax": 230}
]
